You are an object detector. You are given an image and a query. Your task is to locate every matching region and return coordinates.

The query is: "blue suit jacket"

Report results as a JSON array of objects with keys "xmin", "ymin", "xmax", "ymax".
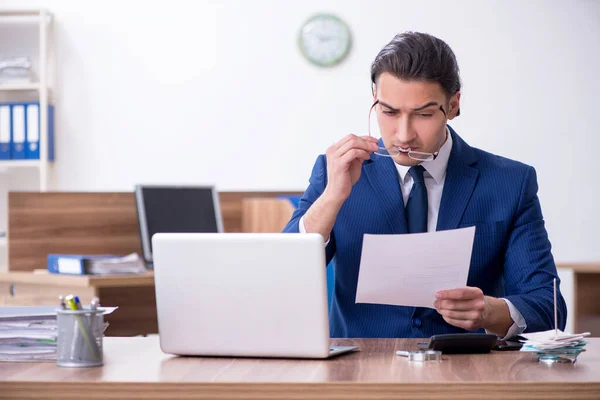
[{"xmin": 283, "ymin": 126, "xmax": 567, "ymax": 338}]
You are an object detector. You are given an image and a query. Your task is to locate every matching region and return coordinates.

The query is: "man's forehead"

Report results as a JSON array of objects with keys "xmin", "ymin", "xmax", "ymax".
[{"xmin": 376, "ymin": 73, "xmax": 446, "ymax": 105}]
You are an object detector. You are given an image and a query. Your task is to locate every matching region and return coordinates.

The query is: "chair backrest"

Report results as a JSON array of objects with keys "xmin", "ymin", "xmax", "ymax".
[{"xmin": 275, "ymin": 195, "xmax": 335, "ymax": 312}]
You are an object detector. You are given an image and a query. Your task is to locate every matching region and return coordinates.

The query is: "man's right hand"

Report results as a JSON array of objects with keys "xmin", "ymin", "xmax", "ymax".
[
  {"xmin": 301, "ymin": 134, "xmax": 378, "ymax": 242},
  {"xmin": 324, "ymin": 134, "xmax": 379, "ymax": 203}
]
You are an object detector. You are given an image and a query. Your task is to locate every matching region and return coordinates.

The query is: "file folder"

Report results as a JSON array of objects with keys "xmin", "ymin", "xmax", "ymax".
[
  {"xmin": 11, "ymin": 104, "xmax": 25, "ymax": 159},
  {"xmin": 25, "ymin": 103, "xmax": 40, "ymax": 159},
  {"xmin": 0, "ymin": 105, "xmax": 10, "ymax": 159},
  {"xmin": 47, "ymin": 253, "xmax": 146, "ymax": 275},
  {"xmin": 48, "ymin": 254, "xmax": 117, "ymax": 275},
  {"xmin": 48, "ymin": 103, "xmax": 55, "ymax": 161}
]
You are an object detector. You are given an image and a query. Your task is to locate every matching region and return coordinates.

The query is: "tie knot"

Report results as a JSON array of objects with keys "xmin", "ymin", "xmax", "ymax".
[{"xmin": 408, "ymin": 165, "xmax": 425, "ymax": 184}]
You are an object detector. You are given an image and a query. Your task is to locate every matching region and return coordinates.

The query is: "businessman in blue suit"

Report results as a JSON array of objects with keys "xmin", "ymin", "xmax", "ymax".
[{"xmin": 283, "ymin": 32, "xmax": 566, "ymax": 339}]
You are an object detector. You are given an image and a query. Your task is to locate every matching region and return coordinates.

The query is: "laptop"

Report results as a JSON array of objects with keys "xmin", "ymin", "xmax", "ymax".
[
  {"xmin": 152, "ymin": 232, "xmax": 358, "ymax": 359},
  {"xmin": 134, "ymin": 185, "xmax": 223, "ymax": 269}
]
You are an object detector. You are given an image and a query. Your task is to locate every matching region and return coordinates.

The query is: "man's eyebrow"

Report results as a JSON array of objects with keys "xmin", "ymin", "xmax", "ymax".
[
  {"xmin": 413, "ymin": 101, "xmax": 440, "ymax": 111},
  {"xmin": 378, "ymin": 101, "xmax": 440, "ymax": 112},
  {"xmin": 377, "ymin": 101, "xmax": 399, "ymax": 112}
]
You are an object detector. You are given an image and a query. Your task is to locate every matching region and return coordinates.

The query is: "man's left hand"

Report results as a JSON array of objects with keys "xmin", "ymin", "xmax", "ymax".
[{"xmin": 433, "ymin": 287, "xmax": 489, "ymax": 331}]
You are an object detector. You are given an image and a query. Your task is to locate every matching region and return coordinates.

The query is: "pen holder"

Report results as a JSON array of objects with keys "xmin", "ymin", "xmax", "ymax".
[{"xmin": 56, "ymin": 308, "xmax": 104, "ymax": 367}]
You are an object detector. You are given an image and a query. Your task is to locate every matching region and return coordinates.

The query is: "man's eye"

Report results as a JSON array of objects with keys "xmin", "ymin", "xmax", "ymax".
[
  {"xmin": 383, "ymin": 110, "xmax": 397, "ymax": 116},
  {"xmin": 418, "ymin": 113, "xmax": 433, "ymax": 117}
]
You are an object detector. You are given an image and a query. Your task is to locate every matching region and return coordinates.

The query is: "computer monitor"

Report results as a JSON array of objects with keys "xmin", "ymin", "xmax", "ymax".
[{"xmin": 134, "ymin": 185, "xmax": 223, "ymax": 266}]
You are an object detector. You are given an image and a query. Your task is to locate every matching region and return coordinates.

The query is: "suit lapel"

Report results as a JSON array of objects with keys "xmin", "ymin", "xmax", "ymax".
[
  {"xmin": 363, "ymin": 152, "xmax": 408, "ymax": 233},
  {"xmin": 436, "ymin": 127, "xmax": 479, "ymax": 231}
]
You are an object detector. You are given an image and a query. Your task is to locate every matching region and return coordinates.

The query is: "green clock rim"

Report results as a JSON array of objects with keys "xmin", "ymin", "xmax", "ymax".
[{"xmin": 298, "ymin": 13, "xmax": 352, "ymax": 68}]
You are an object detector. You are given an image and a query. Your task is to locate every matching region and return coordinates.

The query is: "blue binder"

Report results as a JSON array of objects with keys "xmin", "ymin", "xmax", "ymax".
[
  {"xmin": 22, "ymin": 102, "xmax": 55, "ymax": 160},
  {"xmin": 25, "ymin": 103, "xmax": 40, "ymax": 159},
  {"xmin": 47, "ymin": 104, "xmax": 55, "ymax": 161},
  {"xmin": 10, "ymin": 104, "xmax": 26, "ymax": 159},
  {"xmin": 47, "ymin": 254, "xmax": 117, "ymax": 275},
  {"xmin": 0, "ymin": 104, "xmax": 10, "ymax": 159}
]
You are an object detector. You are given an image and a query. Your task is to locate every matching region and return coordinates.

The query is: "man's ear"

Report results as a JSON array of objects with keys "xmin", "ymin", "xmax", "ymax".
[{"xmin": 448, "ymin": 92, "xmax": 461, "ymax": 120}]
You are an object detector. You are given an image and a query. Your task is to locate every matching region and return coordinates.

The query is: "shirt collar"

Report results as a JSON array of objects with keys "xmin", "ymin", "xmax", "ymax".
[{"xmin": 394, "ymin": 126, "xmax": 453, "ymax": 185}]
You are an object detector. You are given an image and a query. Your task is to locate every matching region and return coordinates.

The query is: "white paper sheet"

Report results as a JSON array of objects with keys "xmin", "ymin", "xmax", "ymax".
[{"xmin": 355, "ymin": 227, "xmax": 475, "ymax": 308}]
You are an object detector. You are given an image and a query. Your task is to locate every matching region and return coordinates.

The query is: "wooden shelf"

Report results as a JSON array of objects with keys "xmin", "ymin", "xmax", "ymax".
[
  {"xmin": 0, "ymin": 271, "xmax": 155, "ymax": 289},
  {"xmin": 0, "ymin": 82, "xmax": 41, "ymax": 91}
]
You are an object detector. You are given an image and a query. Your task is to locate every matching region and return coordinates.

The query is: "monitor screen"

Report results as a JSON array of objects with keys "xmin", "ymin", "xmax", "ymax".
[{"xmin": 135, "ymin": 185, "xmax": 223, "ymax": 262}]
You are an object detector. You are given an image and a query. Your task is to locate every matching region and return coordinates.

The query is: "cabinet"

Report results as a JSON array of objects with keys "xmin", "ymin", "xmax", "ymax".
[{"xmin": 0, "ymin": 9, "xmax": 54, "ymax": 271}]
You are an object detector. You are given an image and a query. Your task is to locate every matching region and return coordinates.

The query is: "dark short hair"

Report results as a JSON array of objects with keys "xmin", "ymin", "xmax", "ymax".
[{"xmin": 370, "ymin": 32, "xmax": 461, "ymax": 116}]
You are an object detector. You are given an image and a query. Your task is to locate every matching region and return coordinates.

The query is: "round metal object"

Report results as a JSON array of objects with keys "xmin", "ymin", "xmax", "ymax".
[{"xmin": 396, "ymin": 350, "xmax": 442, "ymax": 362}]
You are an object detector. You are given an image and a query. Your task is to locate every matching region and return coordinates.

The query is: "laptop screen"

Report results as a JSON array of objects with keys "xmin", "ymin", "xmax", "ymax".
[{"xmin": 135, "ymin": 186, "xmax": 223, "ymax": 263}]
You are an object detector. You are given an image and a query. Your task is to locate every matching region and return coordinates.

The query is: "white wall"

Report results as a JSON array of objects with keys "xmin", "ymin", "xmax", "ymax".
[{"xmin": 1, "ymin": 0, "xmax": 599, "ymax": 268}]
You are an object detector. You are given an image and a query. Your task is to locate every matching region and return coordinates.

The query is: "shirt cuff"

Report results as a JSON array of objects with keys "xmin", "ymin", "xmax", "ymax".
[
  {"xmin": 487, "ymin": 298, "xmax": 527, "ymax": 340},
  {"xmin": 299, "ymin": 216, "xmax": 330, "ymax": 246}
]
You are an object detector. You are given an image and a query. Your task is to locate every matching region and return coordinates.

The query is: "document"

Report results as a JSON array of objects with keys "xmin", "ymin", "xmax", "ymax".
[{"xmin": 355, "ymin": 227, "xmax": 475, "ymax": 308}]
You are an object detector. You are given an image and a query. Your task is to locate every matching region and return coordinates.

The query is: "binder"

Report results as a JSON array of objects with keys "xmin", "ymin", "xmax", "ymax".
[
  {"xmin": 47, "ymin": 254, "xmax": 117, "ymax": 275},
  {"xmin": 0, "ymin": 104, "xmax": 10, "ymax": 159},
  {"xmin": 25, "ymin": 103, "xmax": 40, "ymax": 159},
  {"xmin": 47, "ymin": 253, "xmax": 146, "ymax": 275},
  {"xmin": 11, "ymin": 104, "xmax": 25, "ymax": 159},
  {"xmin": 48, "ymin": 103, "xmax": 55, "ymax": 161}
]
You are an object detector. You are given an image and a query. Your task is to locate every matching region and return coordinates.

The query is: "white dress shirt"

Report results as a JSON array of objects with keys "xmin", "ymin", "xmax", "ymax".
[{"xmin": 300, "ymin": 128, "xmax": 526, "ymax": 339}]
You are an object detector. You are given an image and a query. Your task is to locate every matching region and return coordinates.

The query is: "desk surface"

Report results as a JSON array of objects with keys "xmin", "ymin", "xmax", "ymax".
[
  {"xmin": 2, "ymin": 337, "xmax": 600, "ymax": 400},
  {"xmin": 557, "ymin": 263, "xmax": 600, "ymax": 274},
  {"xmin": 0, "ymin": 271, "xmax": 155, "ymax": 288}
]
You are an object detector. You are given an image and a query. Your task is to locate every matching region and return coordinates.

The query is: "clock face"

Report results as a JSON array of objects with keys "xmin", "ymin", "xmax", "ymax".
[{"xmin": 298, "ymin": 14, "xmax": 351, "ymax": 67}]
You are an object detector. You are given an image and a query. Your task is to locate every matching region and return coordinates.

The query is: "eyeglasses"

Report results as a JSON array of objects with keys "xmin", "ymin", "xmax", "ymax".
[{"xmin": 368, "ymin": 100, "xmax": 445, "ymax": 162}]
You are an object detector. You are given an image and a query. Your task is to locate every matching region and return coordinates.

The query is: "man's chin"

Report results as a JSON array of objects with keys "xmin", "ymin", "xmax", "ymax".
[{"xmin": 393, "ymin": 153, "xmax": 421, "ymax": 166}]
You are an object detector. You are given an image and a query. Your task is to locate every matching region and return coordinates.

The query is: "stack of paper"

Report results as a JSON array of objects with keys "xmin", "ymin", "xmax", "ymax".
[
  {"xmin": 0, "ymin": 306, "xmax": 58, "ymax": 362},
  {"xmin": 520, "ymin": 330, "xmax": 590, "ymax": 352},
  {"xmin": 85, "ymin": 253, "xmax": 146, "ymax": 275}
]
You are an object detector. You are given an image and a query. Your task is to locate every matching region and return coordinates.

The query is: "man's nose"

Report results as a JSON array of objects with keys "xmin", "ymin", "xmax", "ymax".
[{"xmin": 394, "ymin": 116, "xmax": 416, "ymax": 144}]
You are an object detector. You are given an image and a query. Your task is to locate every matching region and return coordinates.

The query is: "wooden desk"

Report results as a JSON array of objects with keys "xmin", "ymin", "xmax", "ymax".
[
  {"xmin": 0, "ymin": 272, "xmax": 156, "ymax": 336},
  {"xmin": 558, "ymin": 263, "xmax": 600, "ymax": 335},
  {"xmin": 1, "ymin": 337, "xmax": 599, "ymax": 400}
]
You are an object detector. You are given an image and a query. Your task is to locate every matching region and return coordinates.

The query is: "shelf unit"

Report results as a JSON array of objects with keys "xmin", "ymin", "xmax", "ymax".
[
  {"xmin": 0, "ymin": 82, "xmax": 41, "ymax": 91},
  {"xmin": 0, "ymin": 9, "xmax": 54, "ymax": 270}
]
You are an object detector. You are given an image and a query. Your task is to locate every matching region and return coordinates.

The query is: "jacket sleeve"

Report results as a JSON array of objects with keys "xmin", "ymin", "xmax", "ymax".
[
  {"xmin": 503, "ymin": 166, "xmax": 567, "ymax": 332},
  {"xmin": 282, "ymin": 154, "xmax": 336, "ymax": 264}
]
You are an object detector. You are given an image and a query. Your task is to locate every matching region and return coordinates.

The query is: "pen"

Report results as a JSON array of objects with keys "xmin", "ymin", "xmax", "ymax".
[
  {"xmin": 554, "ymin": 278, "xmax": 558, "ymax": 337},
  {"xmin": 90, "ymin": 297, "xmax": 100, "ymax": 311},
  {"xmin": 73, "ymin": 296, "xmax": 83, "ymax": 310},
  {"xmin": 58, "ymin": 295, "xmax": 66, "ymax": 310},
  {"xmin": 64, "ymin": 294, "xmax": 101, "ymax": 360},
  {"xmin": 64, "ymin": 294, "xmax": 78, "ymax": 311}
]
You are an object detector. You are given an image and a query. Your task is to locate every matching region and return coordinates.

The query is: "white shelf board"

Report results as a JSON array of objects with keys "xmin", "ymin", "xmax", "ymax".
[
  {"xmin": 0, "ymin": 82, "xmax": 40, "ymax": 91},
  {"xmin": 0, "ymin": 10, "xmax": 51, "ymax": 23},
  {"xmin": 0, "ymin": 160, "xmax": 44, "ymax": 169},
  {"xmin": 0, "ymin": 238, "xmax": 6, "ymax": 247}
]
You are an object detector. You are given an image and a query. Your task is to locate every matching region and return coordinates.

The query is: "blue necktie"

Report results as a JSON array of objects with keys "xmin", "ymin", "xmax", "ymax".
[{"xmin": 406, "ymin": 165, "xmax": 428, "ymax": 233}]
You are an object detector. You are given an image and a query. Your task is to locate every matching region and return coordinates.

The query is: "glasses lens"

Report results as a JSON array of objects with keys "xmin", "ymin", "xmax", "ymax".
[
  {"xmin": 408, "ymin": 152, "xmax": 435, "ymax": 162},
  {"xmin": 374, "ymin": 146, "xmax": 399, "ymax": 157}
]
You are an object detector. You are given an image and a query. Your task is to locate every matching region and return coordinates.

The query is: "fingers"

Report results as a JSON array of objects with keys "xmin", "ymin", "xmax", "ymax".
[
  {"xmin": 339, "ymin": 148, "xmax": 372, "ymax": 165},
  {"xmin": 436, "ymin": 287, "xmax": 483, "ymax": 301},
  {"xmin": 434, "ymin": 297, "xmax": 485, "ymax": 312},
  {"xmin": 435, "ymin": 288, "xmax": 487, "ymax": 331},
  {"xmin": 437, "ymin": 309, "xmax": 482, "ymax": 321},
  {"xmin": 335, "ymin": 135, "xmax": 378, "ymax": 157},
  {"xmin": 441, "ymin": 317, "xmax": 482, "ymax": 332}
]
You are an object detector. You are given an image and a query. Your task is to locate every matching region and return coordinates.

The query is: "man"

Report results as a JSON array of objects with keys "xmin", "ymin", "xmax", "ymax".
[{"xmin": 282, "ymin": 31, "xmax": 567, "ymax": 339}]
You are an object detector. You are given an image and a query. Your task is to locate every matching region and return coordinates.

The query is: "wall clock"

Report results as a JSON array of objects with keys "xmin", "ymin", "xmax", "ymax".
[{"xmin": 298, "ymin": 14, "xmax": 352, "ymax": 67}]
